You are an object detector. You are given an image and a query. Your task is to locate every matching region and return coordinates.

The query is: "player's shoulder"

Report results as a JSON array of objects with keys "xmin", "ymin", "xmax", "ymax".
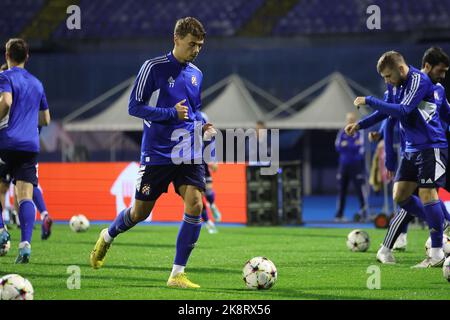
[
  {"xmin": 188, "ymin": 62, "xmax": 203, "ymax": 75},
  {"xmin": 435, "ymin": 82, "xmax": 445, "ymax": 92},
  {"xmin": 409, "ymin": 66, "xmax": 431, "ymax": 85},
  {"xmin": 140, "ymin": 54, "xmax": 171, "ymax": 72}
]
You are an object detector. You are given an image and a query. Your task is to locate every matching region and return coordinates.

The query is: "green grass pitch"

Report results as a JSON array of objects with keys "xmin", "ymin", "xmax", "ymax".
[{"xmin": 0, "ymin": 224, "xmax": 448, "ymax": 300}]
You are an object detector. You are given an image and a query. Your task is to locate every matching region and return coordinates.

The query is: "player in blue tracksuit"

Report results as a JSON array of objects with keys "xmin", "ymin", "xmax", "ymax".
[
  {"xmin": 0, "ymin": 39, "xmax": 51, "ymax": 263},
  {"xmin": 353, "ymin": 51, "xmax": 448, "ymax": 267},
  {"xmin": 335, "ymin": 112, "xmax": 367, "ymax": 222},
  {"xmin": 90, "ymin": 17, "xmax": 214, "ymax": 288},
  {"xmin": 380, "ymin": 48, "xmax": 450, "ymax": 255}
]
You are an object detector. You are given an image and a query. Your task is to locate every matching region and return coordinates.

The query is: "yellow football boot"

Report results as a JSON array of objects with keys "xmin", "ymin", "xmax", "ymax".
[
  {"xmin": 167, "ymin": 272, "xmax": 200, "ymax": 289},
  {"xmin": 90, "ymin": 228, "xmax": 111, "ymax": 269}
]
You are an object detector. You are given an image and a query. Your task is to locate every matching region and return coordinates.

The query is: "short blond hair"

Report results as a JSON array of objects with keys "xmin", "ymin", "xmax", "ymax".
[{"xmin": 377, "ymin": 51, "xmax": 406, "ymax": 73}]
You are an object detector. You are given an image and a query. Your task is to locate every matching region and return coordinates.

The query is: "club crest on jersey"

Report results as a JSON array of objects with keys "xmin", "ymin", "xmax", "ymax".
[
  {"xmin": 191, "ymin": 75, "xmax": 197, "ymax": 86},
  {"xmin": 168, "ymin": 76, "xmax": 175, "ymax": 88},
  {"xmin": 141, "ymin": 184, "xmax": 151, "ymax": 195}
]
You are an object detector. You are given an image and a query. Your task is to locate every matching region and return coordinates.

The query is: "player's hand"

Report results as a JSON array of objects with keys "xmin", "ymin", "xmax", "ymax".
[
  {"xmin": 386, "ymin": 170, "xmax": 395, "ymax": 181},
  {"xmin": 202, "ymin": 122, "xmax": 214, "ymax": 133},
  {"xmin": 344, "ymin": 123, "xmax": 360, "ymax": 136},
  {"xmin": 202, "ymin": 123, "xmax": 217, "ymax": 140},
  {"xmin": 175, "ymin": 99, "xmax": 189, "ymax": 120},
  {"xmin": 368, "ymin": 131, "xmax": 381, "ymax": 142},
  {"xmin": 354, "ymin": 96, "xmax": 366, "ymax": 108}
]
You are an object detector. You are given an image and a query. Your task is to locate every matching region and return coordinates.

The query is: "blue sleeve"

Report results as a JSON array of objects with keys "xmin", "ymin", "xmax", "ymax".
[
  {"xmin": 383, "ymin": 117, "xmax": 397, "ymax": 171},
  {"xmin": 40, "ymin": 92, "xmax": 49, "ymax": 111},
  {"xmin": 335, "ymin": 130, "xmax": 343, "ymax": 152},
  {"xmin": 439, "ymin": 95, "xmax": 450, "ymax": 125},
  {"xmin": 195, "ymin": 111, "xmax": 205, "ymax": 124},
  {"xmin": 0, "ymin": 73, "xmax": 11, "ymax": 93},
  {"xmin": 194, "ymin": 79, "xmax": 204, "ymax": 124},
  {"xmin": 377, "ymin": 119, "xmax": 385, "ymax": 139},
  {"xmin": 357, "ymin": 110, "xmax": 388, "ymax": 129},
  {"xmin": 366, "ymin": 74, "xmax": 429, "ymax": 118},
  {"xmin": 128, "ymin": 61, "xmax": 178, "ymax": 121}
]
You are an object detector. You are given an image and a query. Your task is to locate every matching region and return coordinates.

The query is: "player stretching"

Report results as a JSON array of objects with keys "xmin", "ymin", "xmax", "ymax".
[
  {"xmin": 90, "ymin": 17, "xmax": 213, "ymax": 288},
  {"xmin": 353, "ymin": 51, "xmax": 448, "ymax": 268},
  {"xmin": 0, "ymin": 39, "xmax": 51, "ymax": 263}
]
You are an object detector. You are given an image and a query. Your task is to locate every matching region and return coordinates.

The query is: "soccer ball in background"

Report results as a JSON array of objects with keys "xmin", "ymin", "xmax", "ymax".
[
  {"xmin": 346, "ymin": 229, "xmax": 370, "ymax": 252},
  {"xmin": 69, "ymin": 214, "xmax": 90, "ymax": 232},
  {"xmin": 0, "ymin": 274, "xmax": 34, "ymax": 300},
  {"xmin": 443, "ymin": 256, "xmax": 450, "ymax": 282},
  {"xmin": 0, "ymin": 232, "xmax": 10, "ymax": 256},
  {"xmin": 424, "ymin": 235, "xmax": 450, "ymax": 257},
  {"xmin": 242, "ymin": 257, "xmax": 277, "ymax": 290}
]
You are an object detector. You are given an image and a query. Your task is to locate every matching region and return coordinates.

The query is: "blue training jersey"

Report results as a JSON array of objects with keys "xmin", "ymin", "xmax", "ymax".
[
  {"xmin": 0, "ymin": 67, "xmax": 48, "ymax": 153},
  {"xmin": 365, "ymin": 65, "xmax": 447, "ymax": 153},
  {"xmin": 384, "ymin": 82, "xmax": 450, "ymax": 171},
  {"xmin": 335, "ymin": 128, "xmax": 364, "ymax": 165},
  {"xmin": 128, "ymin": 52, "xmax": 204, "ymax": 165}
]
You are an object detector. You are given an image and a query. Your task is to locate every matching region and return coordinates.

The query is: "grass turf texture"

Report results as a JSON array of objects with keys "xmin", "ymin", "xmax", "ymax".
[{"xmin": 0, "ymin": 224, "xmax": 448, "ymax": 300}]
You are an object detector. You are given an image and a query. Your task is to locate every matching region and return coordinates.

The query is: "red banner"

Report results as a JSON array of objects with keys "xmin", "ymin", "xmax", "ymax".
[{"xmin": 22, "ymin": 163, "xmax": 247, "ymax": 223}]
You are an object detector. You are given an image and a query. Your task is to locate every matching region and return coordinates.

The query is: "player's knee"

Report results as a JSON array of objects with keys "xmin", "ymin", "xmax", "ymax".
[
  {"xmin": 418, "ymin": 188, "xmax": 438, "ymax": 204},
  {"xmin": 186, "ymin": 200, "xmax": 203, "ymax": 216}
]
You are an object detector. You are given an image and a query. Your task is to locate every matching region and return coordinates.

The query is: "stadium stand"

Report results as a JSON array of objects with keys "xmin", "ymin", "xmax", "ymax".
[
  {"xmin": 273, "ymin": 0, "xmax": 450, "ymax": 35},
  {"xmin": 51, "ymin": 0, "xmax": 265, "ymax": 39}
]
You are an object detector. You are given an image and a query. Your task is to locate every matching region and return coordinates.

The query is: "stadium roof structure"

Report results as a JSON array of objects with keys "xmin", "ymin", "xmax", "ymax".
[
  {"xmin": 63, "ymin": 74, "xmax": 280, "ymax": 131},
  {"xmin": 63, "ymin": 77, "xmax": 140, "ymax": 131},
  {"xmin": 201, "ymin": 74, "xmax": 281, "ymax": 129},
  {"xmin": 266, "ymin": 72, "xmax": 372, "ymax": 129}
]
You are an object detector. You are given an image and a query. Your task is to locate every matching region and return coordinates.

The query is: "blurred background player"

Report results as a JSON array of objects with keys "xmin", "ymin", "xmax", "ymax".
[
  {"xmin": 90, "ymin": 17, "xmax": 214, "ymax": 288},
  {"xmin": 33, "ymin": 181, "xmax": 53, "ymax": 240},
  {"xmin": 0, "ymin": 38, "xmax": 51, "ymax": 263},
  {"xmin": 334, "ymin": 112, "xmax": 367, "ymax": 222},
  {"xmin": 200, "ymin": 111, "xmax": 220, "ymax": 233}
]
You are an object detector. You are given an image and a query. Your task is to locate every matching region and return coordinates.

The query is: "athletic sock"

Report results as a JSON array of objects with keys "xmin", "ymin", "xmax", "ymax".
[
  {"xmin": 174, "ymin": 213, "xmax": 202, "ymax": 267},
  {"xmin": 32, "ymin": 187, "xmax": 48, "ymax": 216},
  {"xmin": 107, "ymin": 208, "xmax": 135, "ymax": 240},
  {"xmin": 18, "ymin": 200, "xmax": 35, "ymax": 243}
]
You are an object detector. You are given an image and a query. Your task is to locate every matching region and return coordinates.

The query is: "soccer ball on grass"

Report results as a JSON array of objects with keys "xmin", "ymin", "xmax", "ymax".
[
  {"xmin": 346, "ymin": 229, "xmax": 370, "ymax": 252},
  {"xmin": 242, "ymin": 257, "xmax": 277, "ymax": 290},
  {"xmin": 0, "ymin": 274, "xmax": 34, "ymax": 300},
  {"xmin": 69, "ymin": 214, "xmax": 90, "ymax": 232}
]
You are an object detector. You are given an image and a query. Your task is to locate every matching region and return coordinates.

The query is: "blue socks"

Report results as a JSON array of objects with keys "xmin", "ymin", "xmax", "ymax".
[
  {"xmin": 201, "ymin": 207, "xmax": 208, "ymax": 222},
  {"xmin": 107, "ymin": 208, "xmax": 136, "ymax": 238},
  {"xmin": 0, "ymin": 201, "xmax": 4, "ymax": 229},
  {"xmin": 205, "ymin": 190, "xmax": 215, "ymax": 205},
  {"xmin": 174, "ymin": 213, "xmax": 202, "ymax": 266},
  {"xmin": 439, "ymin": 200, "xmax": 450, "ymax": 222},
  {"xmin": 18, "ymin": 200, "xmax": 35, "ymax": 243},
  {"xmin": 33, "ymin": 187, "xmax": 48, "ymax": 215},
  {"xmin": 424, "ymin": 201, "xmax": 445, "ymax": 248},
  {"xmin": 399, "ymin": 195, "xmax": 426, "ymax": 220}
]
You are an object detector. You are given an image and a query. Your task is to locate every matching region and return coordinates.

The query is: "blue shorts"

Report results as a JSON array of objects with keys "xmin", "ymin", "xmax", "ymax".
[
  {"xmin": 0, "ymin": 150, "xmax": 38, "ymax": 187},
  {"xmin": 135, "ymin": 164, "xmax": 206, "ymax": 201},
  {"xmin": 395, "ymin": 148, "xmax": 447, "ymax": 188},
  {"xmin": 204, "ymin": 164, "xmax": 212, "ymax": 184}
]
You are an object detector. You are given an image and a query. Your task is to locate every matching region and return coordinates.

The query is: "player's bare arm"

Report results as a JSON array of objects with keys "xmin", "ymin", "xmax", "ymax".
[{"xmin": 0, "ymin": 92, "xmax": 12, "ymax": 120}]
